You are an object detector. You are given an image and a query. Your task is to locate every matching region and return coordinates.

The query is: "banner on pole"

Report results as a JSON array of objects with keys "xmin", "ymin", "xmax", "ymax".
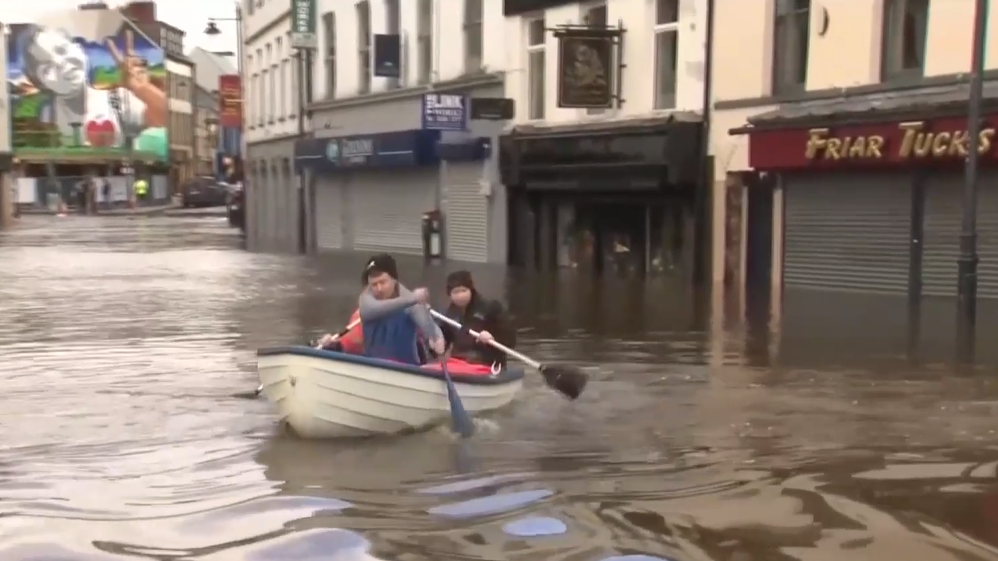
[{"xmin": 290, "ymin": 0, "xmax": 317, "ymax": 49}]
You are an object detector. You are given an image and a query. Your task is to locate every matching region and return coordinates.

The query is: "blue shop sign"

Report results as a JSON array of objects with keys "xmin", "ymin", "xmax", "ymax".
[
  {"xmin": 294, "ymin": 129, "xmax": 442, "ymax": 173},
  {"xmin": 421, "ymin": 93, "xmax": 468, "ymax": 131}
]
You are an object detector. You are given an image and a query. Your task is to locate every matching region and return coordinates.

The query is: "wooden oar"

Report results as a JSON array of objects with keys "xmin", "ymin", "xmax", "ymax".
[
  {"xmin": 235, "ymin": 318, "xmax": 362, "ymax": 399},
  {"xmin": 439, "ymin": 348, "xmax": 475, "ymax": 438},
  {"xmin": 429, "ymin": 310, "xmax": 588, "ymax": 400}
]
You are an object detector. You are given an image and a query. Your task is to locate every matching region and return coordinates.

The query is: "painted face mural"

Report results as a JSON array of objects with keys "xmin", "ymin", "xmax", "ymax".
[{"xmin": 7, "ymin": 10, "xmax": 169, "ymax": 160}]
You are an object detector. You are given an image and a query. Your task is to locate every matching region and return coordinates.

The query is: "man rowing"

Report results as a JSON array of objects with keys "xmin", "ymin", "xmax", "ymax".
[
  {"xmin": 437, "ymin": 270, "xmax": 516, "ymax": 368},
  {"xmin": 353, "ymin": 254, "xmax": 444, "ymax": 364}
]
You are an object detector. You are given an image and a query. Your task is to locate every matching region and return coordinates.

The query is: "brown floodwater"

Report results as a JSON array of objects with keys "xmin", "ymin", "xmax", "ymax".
[{"xmin": 2, "ymin": 214, "xmax": 998, "ymax": 561}]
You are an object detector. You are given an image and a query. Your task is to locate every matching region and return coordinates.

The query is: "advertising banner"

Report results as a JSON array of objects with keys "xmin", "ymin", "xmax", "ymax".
[{"xmin": 218, "ymin": 74, "xmax": 242, "ymax": 129}]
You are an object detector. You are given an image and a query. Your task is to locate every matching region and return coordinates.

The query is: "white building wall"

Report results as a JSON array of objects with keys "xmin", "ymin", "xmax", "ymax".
[
  {"xmin": 504, "ymin": 0, "xmax": 707, "ymax": 126},
  {"xmin": 243, "ymin": 11, "xmax": 297, "ymax": 145},
  {"xmin": 311, "ymin": 0, "xmax": 507, "ymax": 100}
]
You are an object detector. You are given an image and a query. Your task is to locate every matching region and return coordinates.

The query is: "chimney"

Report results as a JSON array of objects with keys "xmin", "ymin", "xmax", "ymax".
[{"xmin": 119, "ymin": 1, "xmax": 157, "ymax": 23}]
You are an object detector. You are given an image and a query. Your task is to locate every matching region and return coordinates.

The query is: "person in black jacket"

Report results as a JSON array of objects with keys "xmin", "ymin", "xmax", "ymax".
[{"xmin": 438, "ymin": 270, "xmax": 516, "ymax": 368}]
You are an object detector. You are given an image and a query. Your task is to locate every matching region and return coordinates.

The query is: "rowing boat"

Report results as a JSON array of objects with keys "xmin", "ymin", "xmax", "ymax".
[{"xmin": 256, "ymin": 346, "xmax": 524, "ymax": 438}]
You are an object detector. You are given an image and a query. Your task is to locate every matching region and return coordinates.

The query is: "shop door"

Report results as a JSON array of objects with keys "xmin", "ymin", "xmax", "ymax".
[
  {"xmin": 783, "ymin": 174, "xmax": 911, "ymax": 294},
  {"xmin": 923, "ymin": 170, "xmax": 998, "ymax": 299},
  {"xmin": 351, "ymin": 169, "xmax": 438, "ymax": 254},
  {"xmin": 442, "ymin": 162, "xmax": 489, "ymax": 262},
  {"xmin": 314, "ymin": 175, "xmax": 345, "ymax": 250}
]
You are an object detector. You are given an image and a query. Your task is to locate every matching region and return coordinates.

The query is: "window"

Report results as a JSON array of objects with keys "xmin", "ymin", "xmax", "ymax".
[
  {"xmin": 772, "ymin": 0, "xmax": 810, "ymax": 94},
  {"xmin": 464, "ymin": 0, "xmax": 483, "ymax": 73},
  {"xmin": 653, "ymin": 0, "xmax": 679, "ymax": 109},
  {"xmin": 268, "ymin": 44, "xmax": 276, "ymax": 122},
  {"xmin": 385, "ymin": 0, "xmax": 401, "ymax": 89},
  {"xmin": 252, "ymin": 73, "xmax": 261, "ymax": 126},
  {"xmin": 247, "ymin": 55, "xmax": 254, "ymax": 126},
  {"xmin": 585, "ymin": 4, "xmax": 608, "ymax": 114},
  {"xmin": 357, "ymin": 1, "xmax": 371, "ymax": 94},
  {"xmin": 275, "ymin": 38, "xmax": 283, "ymax": 120},
  {"xmin": 321, "ymin": 12, "xmax": 337, "ymax": 99},
  {"xmin": 288, "ymin": 32, "xmax": 297, "ymax": 118},
  {"xmin": 881, "ymin": 0, "xmax": 929, "ymax": 81},
  {"xmin": 417, "ymin": 0, "xmax": 433, "ymax": 84},
  {"xmin": 281, "ymin": 58, "xmax": 289, "ymax": 115},
  {"xmin": 526, "ymin": 17, "xmax": 545, "ymax": 120}
]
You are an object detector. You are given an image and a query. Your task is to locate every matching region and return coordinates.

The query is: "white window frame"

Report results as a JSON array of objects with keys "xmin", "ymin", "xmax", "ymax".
[
  {"xmin": 416, "ymin": 0, "xmax": 433, "ymax": 84},
  {"xmin": 652, "ymin": 0, "xmax": 679, "ymax": 110},
  {"xmin": 357, "ymin": 1, "xmax": 372, "ymax": 94},
  {"xmin": 384, "ymin": 0, "xmax": 401, "ymax": 89},
  {"xmin": 322, "ymin": 11, "xmax": 337, "ymax": 99},
  {"xmin": 463, "ymin": 0, "xmax": 484, "ymax": 73},
  {"xmin": 526, "ymin": 17, "xmax": 545, "ymax": 120}
]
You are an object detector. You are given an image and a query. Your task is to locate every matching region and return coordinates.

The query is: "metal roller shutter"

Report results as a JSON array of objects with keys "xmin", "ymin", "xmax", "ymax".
[
  {"xmin": 783, "ymin": 174, "xmax": 910, "ymax": 294},
  {"xmin": 443, "ymin": 162, "xmax": 489, "ymax": 262},
  {"xmin": 352, "ymin": 169, "xmax": 437, "ymax": 254},
  {"xmin": 314, "ymin": 175, "xmax": 344, "ymax": 250},
  {"xmin": 923, "ymin": 170, "xmax": 998, "ymax": 299}
]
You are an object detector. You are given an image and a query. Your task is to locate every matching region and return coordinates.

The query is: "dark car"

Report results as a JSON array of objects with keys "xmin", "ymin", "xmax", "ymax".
[
  {"xmin": 181, "ymin": 177, "xmax": 227, "ymax": 208},
  {"xmin": 225, "ymin": 182, "xmax": 245, "ymax": 230}
]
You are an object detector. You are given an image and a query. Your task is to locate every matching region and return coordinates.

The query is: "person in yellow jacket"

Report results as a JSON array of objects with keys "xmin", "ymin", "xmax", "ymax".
[{"xmin": 134, "ymin": 179, "xmax": 149, "ymax": 200}]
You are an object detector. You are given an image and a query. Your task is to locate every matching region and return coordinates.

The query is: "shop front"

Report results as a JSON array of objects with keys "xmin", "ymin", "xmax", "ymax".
[
  {"xmin": 246, "ymin": 135, "xmax": 298, "ymax": 253},
  {"xmin": 499, "ymin": 119, "xmax": 704, "ymax": 277},
  {"xmin": 741, "ymin": 100, "xmax": 998, "ymax": 301}
]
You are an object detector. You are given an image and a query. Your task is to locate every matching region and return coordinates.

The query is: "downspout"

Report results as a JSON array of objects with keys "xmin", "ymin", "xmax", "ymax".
[{"xmin": 694, "ymin": 0, "xmax": 715, "ymax": 286}]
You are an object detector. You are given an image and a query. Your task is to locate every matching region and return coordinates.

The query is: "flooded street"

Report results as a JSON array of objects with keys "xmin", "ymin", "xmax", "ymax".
[{"xmin": 4, "ymin": 216, "xmax": 998, "ymax": 561}]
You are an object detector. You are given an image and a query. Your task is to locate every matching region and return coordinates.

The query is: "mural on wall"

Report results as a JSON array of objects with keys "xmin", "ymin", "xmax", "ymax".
[{"xmin": 6, "ymin": 11, "xmax": 169, "ymax": 160}]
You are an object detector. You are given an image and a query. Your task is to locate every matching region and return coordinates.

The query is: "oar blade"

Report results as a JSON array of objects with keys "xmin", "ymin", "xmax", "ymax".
[
  {"xmin": 540, "ymin": 365, "xmax": 588, "ymax": 400},
  {"xmin": 442, "ymin": 363, "xmax": 475, "ymax": 438}
]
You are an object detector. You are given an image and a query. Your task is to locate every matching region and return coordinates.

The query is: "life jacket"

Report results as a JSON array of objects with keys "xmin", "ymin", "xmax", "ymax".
[
  {"xmin": 362, "ymin": 308, "xmax": 421, "ymax": 365},
  {"xmin": 339, "ymin": 309, "xmax": 364, "ymax": 354}
]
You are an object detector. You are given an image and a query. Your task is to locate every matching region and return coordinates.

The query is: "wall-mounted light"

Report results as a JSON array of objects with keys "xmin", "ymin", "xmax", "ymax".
[{"xmin": 815, "ymin": 4, "xmax": 830, "ymax": 37}]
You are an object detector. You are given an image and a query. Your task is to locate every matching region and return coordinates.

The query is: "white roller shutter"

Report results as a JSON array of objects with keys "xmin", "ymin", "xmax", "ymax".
[
  {"xmin": 314, "ymin": 175, "xmax": 344, "ymax": 250},
  {"xmin": 443, "ymin": 161, "xmax": 489, "ymax": 262},
  {"xmin": 351, "ymin": 169, "xmax": 437, "ymax": 254}
]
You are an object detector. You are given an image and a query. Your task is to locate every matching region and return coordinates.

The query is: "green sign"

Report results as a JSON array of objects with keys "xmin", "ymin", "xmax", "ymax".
[{"xmin": 290, "ymin": 0, "xmax": 317, "ymax": 49}]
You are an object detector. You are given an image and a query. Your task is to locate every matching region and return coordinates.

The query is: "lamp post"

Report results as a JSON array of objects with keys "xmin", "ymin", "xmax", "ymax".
[{"xmin": 956, "ymin": 0, "xmax": 991, "ymax": 364}]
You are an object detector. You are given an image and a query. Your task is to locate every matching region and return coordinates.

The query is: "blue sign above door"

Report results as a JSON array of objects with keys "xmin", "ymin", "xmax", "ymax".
[{"xmin": 421, "ymin": 93, "xmax": 468, "ymax": 131}]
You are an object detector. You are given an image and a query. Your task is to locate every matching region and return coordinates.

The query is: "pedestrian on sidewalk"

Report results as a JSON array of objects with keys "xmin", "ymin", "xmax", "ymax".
[{"xmin": 102, "ymin": 179, "xmax": 111, "ymax": 210}]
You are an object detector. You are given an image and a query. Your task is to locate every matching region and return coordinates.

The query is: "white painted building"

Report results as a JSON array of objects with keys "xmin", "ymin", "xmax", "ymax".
[
  {"xmin": 497, "ymin": 0, "xmax": 709, "ymax": 276},
  {"xmin": 242, "ymin": 0, "xmax": 302, "ymax": 253},
  {"xmin": 503, "ymin": 0, "xmax": 707, "ymax": 125},
  {"xmin": 291, "ymin": 0, "xmax": 509, "ymax": 263}
]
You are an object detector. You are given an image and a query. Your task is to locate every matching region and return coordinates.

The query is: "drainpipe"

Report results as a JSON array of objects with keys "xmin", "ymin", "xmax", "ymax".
[{"xmin": 694, "ymin": 0, "xmax": 716, "ymax": 286}]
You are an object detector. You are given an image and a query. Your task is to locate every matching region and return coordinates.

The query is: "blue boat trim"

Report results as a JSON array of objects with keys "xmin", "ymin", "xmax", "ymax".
[{"xmin": 256, "ymin": 346, "xmax": 525, "ymax": 386}]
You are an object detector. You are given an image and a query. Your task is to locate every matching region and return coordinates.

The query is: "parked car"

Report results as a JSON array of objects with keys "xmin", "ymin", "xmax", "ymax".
[
  {"xmin": 225, "ymin": 182, "xmax": 245, "ymax": 230},
  {"xmin": 181, "ymin": 177, "xmax": 227, "ymax": 207}
]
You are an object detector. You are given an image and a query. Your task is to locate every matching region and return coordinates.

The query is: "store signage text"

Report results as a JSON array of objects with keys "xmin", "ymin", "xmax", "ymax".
[{"xmin": 806, "ymin": 121, "xmax": 997, "ymax": 161}]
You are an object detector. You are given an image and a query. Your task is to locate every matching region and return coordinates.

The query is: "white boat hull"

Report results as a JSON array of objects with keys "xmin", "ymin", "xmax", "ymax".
[{"xmin": 256, "ymin": 346, "xmax": 524, "ymax": 439}]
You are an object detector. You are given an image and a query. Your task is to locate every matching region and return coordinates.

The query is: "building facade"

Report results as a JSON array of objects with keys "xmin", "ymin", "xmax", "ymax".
[
  {"xmin": 120, "ymin": 1, "xmax": 197, "ymax": 193},
  {"xmin": 243, "ymin": 0, "xmax": 301, "ymax": 253},
  {"xmin": 189, "ymin": 48, "xmax": 240, "ymax": 179},
  {"xmin": 7, "ymin": 6, "xmax": 173, "ymax": 206},
  {"xmin": 290, "ymin": 0, "xmax": 507, "ymax": 263},
  {"xmin": 712, "ymin": 0, "xmax": 998, "ymax": 299},
  {"xmin": 498, "ymin": 0, "xmax": 707, "ymax": 276},
  {"xmin": 194, "ymin": 86, "xmax": 219, "ymax": 177}
]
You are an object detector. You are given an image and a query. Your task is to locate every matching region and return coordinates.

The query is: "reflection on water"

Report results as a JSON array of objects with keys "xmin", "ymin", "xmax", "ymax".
[{"xmin": 2, "ymin": 216, "xmax": 998, "ymax": 560}]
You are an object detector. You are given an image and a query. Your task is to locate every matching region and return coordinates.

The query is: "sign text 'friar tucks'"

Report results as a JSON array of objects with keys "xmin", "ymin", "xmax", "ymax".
[{"xmin": 806, "ymin": 121, "xmax": 997, "ymax": 161}]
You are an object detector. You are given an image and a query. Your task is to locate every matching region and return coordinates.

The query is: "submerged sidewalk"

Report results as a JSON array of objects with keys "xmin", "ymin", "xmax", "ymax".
[{"xmin": 17, "ymin": 204, "xmax": 228, "ymax": 218}]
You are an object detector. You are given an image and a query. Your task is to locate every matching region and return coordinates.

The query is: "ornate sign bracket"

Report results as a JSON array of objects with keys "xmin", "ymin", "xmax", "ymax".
[{"xmin": 550, "ymin": 20, "xmax": 626, "ymax": 109}]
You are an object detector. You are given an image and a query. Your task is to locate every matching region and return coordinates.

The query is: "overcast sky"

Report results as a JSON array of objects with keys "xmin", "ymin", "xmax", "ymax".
[{"xmin": 5, "ymin": 0, "xmax": 242, "ymax": 54}]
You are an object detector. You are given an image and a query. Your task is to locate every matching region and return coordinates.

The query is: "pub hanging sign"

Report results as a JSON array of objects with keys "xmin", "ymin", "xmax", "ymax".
[{"xmin": 555, "ymin": 27, "xmax": 618, "ymax": 109}]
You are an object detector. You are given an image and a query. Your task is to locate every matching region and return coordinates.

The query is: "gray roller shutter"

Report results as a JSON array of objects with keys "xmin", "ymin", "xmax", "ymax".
[
  {"xmin": 923, "ymin": 170, "xmax": 998, "ymax": 299},
  {"xmin": 314, "ymin": 175, "xmax": 344, "ymax": 250},
  {"xmin": 442, "ymin": 162, "xmax": 489, "ymax": 262},
  {"xmin": 783, "ymin": 174, "xmax": 910, "ymax": 294},
  {"xmin": 351, "ymin": 169, "xmax": 437, "ymax": 254}
]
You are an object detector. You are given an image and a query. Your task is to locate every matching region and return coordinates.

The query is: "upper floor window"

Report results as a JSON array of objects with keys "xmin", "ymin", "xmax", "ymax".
[
  {"xmin": 464, "ymin": 0, "xmax": 483, "ymax": 73},
  {"xmin": 417, "ymin": 0, "xmax": 434, "ymax": 84},
  {"xmin": 357, "ymin": 1, "xmax": 372, "ymax": 94},
  {"xmin": 653, "ymin": 0, "xmax": 679, "ymax": 109},
  {"xmin": 385, "ymin": 0, "xmax": 401, "ymax": 88},
  {"xmin": 881, "ymin": 0, "xmax": 929, "ymax": 81},
  {"xmin": 526, "ymin": 17, "xmax": 545, "ymax": 120},
  {"xmin": 772, "ymin": 0, "xmax": 810, "ymax": 94},
  {"xmin": 322, "ymin": 11, "xmax": 337, "ymax": 98}
]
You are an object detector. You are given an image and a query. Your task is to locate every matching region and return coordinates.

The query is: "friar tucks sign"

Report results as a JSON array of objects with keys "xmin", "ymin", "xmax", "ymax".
[{"xmin": 290, "ymin": 0, "xmax": 317, "ymax": 49}]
